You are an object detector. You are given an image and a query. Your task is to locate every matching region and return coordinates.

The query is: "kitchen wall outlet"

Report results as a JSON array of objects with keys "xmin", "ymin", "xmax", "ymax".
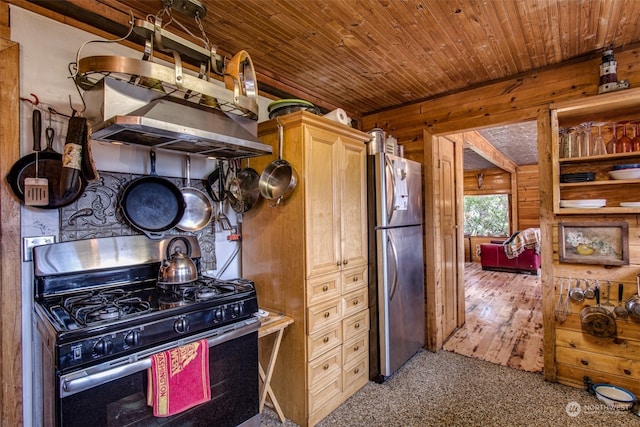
[{"xmin": 23, "ymin": 236, "xmax": 56, "ymax": 262}]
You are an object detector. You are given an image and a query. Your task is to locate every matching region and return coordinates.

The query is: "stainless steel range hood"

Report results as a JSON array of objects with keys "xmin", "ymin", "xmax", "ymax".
[{"xmin": 85, "ymin": 78, "xmax": 272, "ymax": 159}]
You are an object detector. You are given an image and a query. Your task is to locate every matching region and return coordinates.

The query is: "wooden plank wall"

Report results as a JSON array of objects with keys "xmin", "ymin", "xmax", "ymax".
[
  {"xmin": 0, "ymin": 0, "xmax": 22, "ymax": 422},
  {"xmin": 363, "ymin": 46, "xmax": 640, "ymax": 388},
  {"xmin": 517, "ymin": 165, "xmax": 541, "ymax": 231}
]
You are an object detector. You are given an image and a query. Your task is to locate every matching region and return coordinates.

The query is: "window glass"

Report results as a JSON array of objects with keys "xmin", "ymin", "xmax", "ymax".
[{"xmin": 463, "ymin": 195, "xmax": 509, "ymax": 236}]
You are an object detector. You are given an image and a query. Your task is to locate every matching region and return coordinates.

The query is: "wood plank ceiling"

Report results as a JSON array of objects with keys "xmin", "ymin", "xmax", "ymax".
[{"xmin": 23, "ymin": 0, "xmax": 640, "ymax": 168}]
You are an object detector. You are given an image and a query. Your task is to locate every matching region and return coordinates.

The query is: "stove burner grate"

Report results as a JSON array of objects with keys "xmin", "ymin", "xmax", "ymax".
[{"xmin": 63, "ymin": 289, "xmax": 152, "ymax": 326}]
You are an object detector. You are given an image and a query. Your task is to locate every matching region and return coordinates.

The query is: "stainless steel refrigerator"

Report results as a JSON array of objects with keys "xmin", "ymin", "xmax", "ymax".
[{"xmin": 367, "ymin": 152, "xmax": 425, "ymax": 382}]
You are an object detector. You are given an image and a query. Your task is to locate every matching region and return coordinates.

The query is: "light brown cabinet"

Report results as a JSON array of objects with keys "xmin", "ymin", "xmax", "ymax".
[
  {"xmin": 552, "ymin": 87, "xmax": 640, "ymax": 214},
  {"xmin": 242, "ymin": 111, "xmax": 370, "ymax": 427}
]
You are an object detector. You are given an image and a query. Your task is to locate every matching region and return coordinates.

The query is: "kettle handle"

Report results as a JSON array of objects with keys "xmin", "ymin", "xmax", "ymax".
[{"xmin": 166, "ymin": 236, "xmax": 192, "ymax": 258}]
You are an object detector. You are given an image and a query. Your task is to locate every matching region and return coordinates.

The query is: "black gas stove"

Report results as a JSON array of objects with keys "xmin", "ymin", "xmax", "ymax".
[{"xmin": 32, "ymin": 235, "xmax": 260, "ymax": 427}]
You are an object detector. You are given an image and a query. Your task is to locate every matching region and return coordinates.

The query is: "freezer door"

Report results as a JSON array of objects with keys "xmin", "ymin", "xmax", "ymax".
[
  {"xmin": 377, "ymin": 225, "xmax": 425, "ymax": 377},
  {"xmin": 375, "ymin": 153, "xmax": 423, "ymax": 228}
]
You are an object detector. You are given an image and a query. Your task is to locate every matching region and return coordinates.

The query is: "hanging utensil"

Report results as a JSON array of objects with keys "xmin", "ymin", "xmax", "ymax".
[
  {"xmin": 227, "ymin": 158, "xmax": 261, "ymax": 213},
  {"xmin": 217, "ymin": 160, "xmax": 232, "ymax": 230},
  {"xmin": 602, "ymin": 280, "xmax": 615, "ymax": 313},
  {"xmin": 24, "ymin": 110, "xmax": 49, "ymax": 206},
  {"xmin": 614, "ymin": 283, "xmax": 629, "ymax": 319},
  {"xmin": 259, "ymin": 120, "xmax": 297, "ymax": 207},
  {"xmin": 584, "ymin": 279, "xmax": 596, "ymax": 299},
  {"xmin": 568, "ymin": 278, "xmax": 585, "ymax": 302},
  {"xmin": 555, "ymin": 279, "xmax": 567, "ymax": 323},
  {"xmin": 563, "ymin": 279, "xmax": 572, "ymax": 316},
  {"xmin": 625, "ymin": 274, "xmax": 640, "ymax": 320}
]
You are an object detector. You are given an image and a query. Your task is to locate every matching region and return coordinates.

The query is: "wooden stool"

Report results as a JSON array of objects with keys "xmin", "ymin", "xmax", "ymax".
[{"xmin": 257, "ymin": 309, "xmax": 294, "ymax": 423}]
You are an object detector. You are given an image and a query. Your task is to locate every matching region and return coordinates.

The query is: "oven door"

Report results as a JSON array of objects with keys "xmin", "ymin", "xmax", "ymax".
[{"xmin": 56, "ymin": 320, "xmax": 259, "ymax": 427}]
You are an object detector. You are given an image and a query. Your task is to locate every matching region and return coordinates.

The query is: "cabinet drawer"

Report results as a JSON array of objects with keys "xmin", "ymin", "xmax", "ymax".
[
  {"xmin": 307, "ymin": 346, "xmax": 342, "ymax": 390},
  {"xmin": 342, "ymin": 266, "xmax": 367, "ymax": 293},
  {"xmin": 343, "ymin": 287, "xmax": 367, "ymax": 318},
  {"xmin": 343, "ymin": 310, "xmax": 369, "ymax": 342},
  {"xmin": 308, "ymin": 324, "xmax": 342, "ymax": 360},
  {"xmin": 308, "ymin": 375, "xmax": 342, "ymax": 416},
  {"xmin": 343, "ymin": 353, "xmax": 368, "ymax": 395},
  {"xmin": 307, "ymin": 298, "xmax": 342, "ymax": 334},
  {"xmin": 343, "ymin": 331, "xmax": 368, "ymax": 367},
  {"xmin": 307, "ymin": 273, "xmax": 341, "ymax": 306}
]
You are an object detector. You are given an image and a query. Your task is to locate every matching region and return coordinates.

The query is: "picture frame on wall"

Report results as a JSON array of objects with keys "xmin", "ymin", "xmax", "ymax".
[{"xmin": 558, "ymin": 221, "xmax": 629, "ymax": 266}]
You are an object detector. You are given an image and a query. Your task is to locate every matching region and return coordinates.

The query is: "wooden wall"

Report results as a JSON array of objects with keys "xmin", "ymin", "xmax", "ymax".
[
  {"xmin": 363, "ymin": 46, "xmax": 640, "ymax": 389},
  {"xmin": 0, "ymin": 0, "xmax": 22, "ymax": 423}
]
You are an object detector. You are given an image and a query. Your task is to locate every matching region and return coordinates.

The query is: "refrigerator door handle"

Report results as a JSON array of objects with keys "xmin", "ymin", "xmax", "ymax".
[
  {"xmin": 387, "ymin": 234, "xmax": 399, "ymax": 301},
  {"xmin": 384, "ymin": 155, "xmax": 396, "ymax": 224}
]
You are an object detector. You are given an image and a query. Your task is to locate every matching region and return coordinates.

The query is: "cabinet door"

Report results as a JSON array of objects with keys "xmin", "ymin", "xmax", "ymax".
[
  {"xmin": 339, "ymin": 138, "xmax": 368, "ymax": 269},
  {"xmin": 305, "ymin": 126, "xmax": 341, "ymax": 277}
]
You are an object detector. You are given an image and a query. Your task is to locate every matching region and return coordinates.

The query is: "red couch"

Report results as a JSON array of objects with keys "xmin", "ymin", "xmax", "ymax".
[{"xmin": 479, "ymin": 239, "xmax": 541, "ymax": 275}]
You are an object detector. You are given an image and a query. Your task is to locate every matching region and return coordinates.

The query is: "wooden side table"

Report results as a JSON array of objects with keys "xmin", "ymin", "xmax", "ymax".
[{"xmin": 257, "ymin": 309, "xmax": 294, "ymax": 423}]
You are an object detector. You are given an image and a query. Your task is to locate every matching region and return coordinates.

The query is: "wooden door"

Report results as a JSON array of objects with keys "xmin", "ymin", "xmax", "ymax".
[
  {"xmin": 305, "ymin": 125, "xmax": 341, "ymax": 278},
  {"xmin": 438, "ymin": 136, "xmax": 459, "ymax": 340},
  {"xmin": 339, "ymin": 137, "xmax": 368, "ymax": 269}
]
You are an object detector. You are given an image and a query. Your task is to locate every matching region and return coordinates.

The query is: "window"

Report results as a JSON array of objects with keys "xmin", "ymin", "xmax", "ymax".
[{"xmin": 464, "ymin": 194, "xmax": 509, "ymax": 236}]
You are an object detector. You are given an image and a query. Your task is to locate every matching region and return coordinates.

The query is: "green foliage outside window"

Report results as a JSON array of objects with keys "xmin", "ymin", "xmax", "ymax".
[{"xmin": 464, "ymin": 195, "xmax": 509, "ymax": 236}]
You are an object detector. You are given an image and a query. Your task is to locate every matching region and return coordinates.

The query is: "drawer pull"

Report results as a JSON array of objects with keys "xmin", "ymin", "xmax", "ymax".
[
  {"xmin": 323, "ymin": 364, "xmax": 330, "ymax": 370},
  {"xmin": 354, "ymin": 322, "xmax": 360, "ymax": 329},
  {"xmin": 343, "ymin": 260, "xmax": 349, "ymax": 265},
  {"xmin": 324, "ymin": 312, "xmax": 330, "ymax": 318},
  {"xmin": 322, "ymin": 285, "xmax": 329, "ymax": 292},
  {"xmin": 323, "ymin": 336, "xmax": 329, "ymax": 343},
  {"xmin": 353, "ymin": 299, "xmax": 359, "ymax": 305},
  {"xmin": 337, "ymin": 260, "xmax": 342, "ymax": 266},
  {"xmin": 354, "ymin": 367, "xmax": 360, "ymax": 374},
  {"xmin": 353, "ymin": 276, "xmax": 358, "ymax": 282},
  {"xmin": 354, "ymin": 345, "xmax": 360, "ymax": 351}
]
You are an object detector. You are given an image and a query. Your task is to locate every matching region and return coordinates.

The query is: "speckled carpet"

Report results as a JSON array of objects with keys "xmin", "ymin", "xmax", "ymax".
[{"xmin": 260, "ymin": 349, "xmax": 639, "ymax": 427}]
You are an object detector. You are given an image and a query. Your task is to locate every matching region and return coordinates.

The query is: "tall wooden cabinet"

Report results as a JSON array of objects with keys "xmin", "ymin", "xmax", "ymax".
[{"xmin": 242, "ymin": 111, "xmax": 370, "ymax": 427}]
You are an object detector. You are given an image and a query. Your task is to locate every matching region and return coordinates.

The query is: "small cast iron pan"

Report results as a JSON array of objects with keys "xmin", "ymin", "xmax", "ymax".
[
  {"xmin": 6, "ymin": 112, "xmax": 84, "ymax": 208},
  {"xmin": 120, "ymin": 150, "xmax": 185, "ymax": 239}
]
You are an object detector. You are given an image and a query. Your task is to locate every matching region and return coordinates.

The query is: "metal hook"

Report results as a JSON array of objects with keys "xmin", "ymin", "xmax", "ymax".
[{"xmin": 20, "ymin": 93, "xmax": 40, "ymax": 106}]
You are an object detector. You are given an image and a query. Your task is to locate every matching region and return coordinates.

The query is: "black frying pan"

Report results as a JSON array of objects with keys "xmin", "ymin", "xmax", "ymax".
[
  {"xmin": 5, "ymin": 112, "xmax": 85, "ymax": 208},
  {"xmin": 120, "ymin": 150, "xmax": 185, "ymax": 239}
]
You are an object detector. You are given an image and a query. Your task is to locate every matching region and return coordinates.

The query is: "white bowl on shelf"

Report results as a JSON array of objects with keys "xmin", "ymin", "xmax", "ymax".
[
  {"xmin": 560, "ymin": 199, "xmax": 606, "ymax": 208},
  {"xmin": 608, "ymin": 168, "xmax": 640, "ymax": 180}
]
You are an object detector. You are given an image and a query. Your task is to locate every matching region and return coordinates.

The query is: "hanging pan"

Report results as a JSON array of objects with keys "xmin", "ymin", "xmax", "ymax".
[
  {"xmin": 120, "ymin": 150, "xmax": 185, "ymax": 239},
  {"xmin": 6, "ymin": 111, "xmax": 85, "ymax": 208},
  {"xmin": 581, "ymin": 286, "xmax": 617, "ymax": 338},
  {"xmin": 259, "ymin": 120, "xmax": 297, "ymax": 207},
  {"xmin": 176, "ymin": 155, "xmax": 213, "ymax": 232},
  {"xmin": 228, "ymin": 160, "xmax": 261, "ymax": 213}
]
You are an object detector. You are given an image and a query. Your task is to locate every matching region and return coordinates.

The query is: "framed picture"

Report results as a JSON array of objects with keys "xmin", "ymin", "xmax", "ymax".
[{"xmin": 558, "ymin": 221, "xmax": 629, "ymax": 266}]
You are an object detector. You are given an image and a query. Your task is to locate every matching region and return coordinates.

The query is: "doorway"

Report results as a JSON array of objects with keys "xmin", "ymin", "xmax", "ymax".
[{"xmin": 440, "ymin": 121, "xmax": 544, "ymax": 373}]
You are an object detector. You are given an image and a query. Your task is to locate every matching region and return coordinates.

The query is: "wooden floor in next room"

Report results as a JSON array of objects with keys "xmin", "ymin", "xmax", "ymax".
[{"xmin": 443, "ymin": 262, "xmax": 544, "ymax": 373}]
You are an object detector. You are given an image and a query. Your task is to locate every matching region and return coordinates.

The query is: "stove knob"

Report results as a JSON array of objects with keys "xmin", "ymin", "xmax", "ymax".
[
  {"xmin": 213, "ymin": 308, "xmax": 224, "ymax": 322},
  {"xmin": 174, "ymin": 317, "xmax": 190, "ymax": 334},
  {"xmin": 94, "ymin": 338, "xmax": 113, "ymax": 356},
  {"xmin": 124, "ymin": 330, "xmax": 141, "ymax": 347},
  {"xmin": 231, "ymin": 303, "xmax": 241, "ymax": 318}
]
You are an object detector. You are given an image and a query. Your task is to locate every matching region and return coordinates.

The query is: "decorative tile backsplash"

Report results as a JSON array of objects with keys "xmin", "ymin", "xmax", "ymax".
[{"xmin": 59, "ymin": 171, "xmax": 217, "ymax": 271}]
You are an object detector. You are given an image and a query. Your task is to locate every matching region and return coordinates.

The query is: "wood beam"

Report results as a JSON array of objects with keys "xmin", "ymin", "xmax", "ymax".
[{"xmin": 462, "ymin": 131, "xmax": 517, "ymax": 173}]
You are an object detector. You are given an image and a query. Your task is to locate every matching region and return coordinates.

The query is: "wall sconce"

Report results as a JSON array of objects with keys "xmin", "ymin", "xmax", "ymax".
[{"xmin": 476, "ymin": 173, "xmax": 484, "ymax": 189}]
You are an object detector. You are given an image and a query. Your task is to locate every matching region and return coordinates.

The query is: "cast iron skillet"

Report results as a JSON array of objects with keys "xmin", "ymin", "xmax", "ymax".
[
  {"xmin": 6, "ymin": 118, "xmax": 85, "ymax": 209},
  {"xmin": 120, "ymin": 150, "xmax": 185, "ymax": 239}
]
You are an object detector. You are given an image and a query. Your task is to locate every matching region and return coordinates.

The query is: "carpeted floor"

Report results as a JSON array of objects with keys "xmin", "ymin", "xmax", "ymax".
[{"xmin": 260, "ymin": 349, "xmax": 639, "ymax": 426}]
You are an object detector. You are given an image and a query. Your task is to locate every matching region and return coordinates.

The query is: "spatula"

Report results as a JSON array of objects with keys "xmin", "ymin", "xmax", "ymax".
[{"xmin": 24, "ymin": 110, "xmax": 49, "ymax": 206}]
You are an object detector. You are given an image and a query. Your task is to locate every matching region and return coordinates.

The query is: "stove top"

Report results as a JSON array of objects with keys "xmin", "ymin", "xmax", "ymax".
[{"xmin": 32, "ymin": 236, "xmax": 259, "ymax": 372}]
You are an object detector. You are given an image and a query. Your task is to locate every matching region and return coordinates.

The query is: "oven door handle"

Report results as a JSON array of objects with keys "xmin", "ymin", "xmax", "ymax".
[{"xmin": 60, "ymin": 319, "xmax": 259, "ymax": 398}]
